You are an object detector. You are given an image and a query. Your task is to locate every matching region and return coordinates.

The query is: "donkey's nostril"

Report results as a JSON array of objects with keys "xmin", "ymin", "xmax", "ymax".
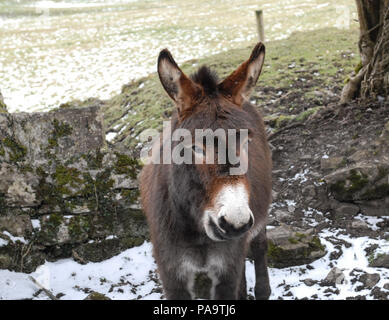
[
  {"xmin": 217, "ymin": 214, "xmax": 253, "ymax": 238},
  {"xmin": 218, "ymin": 216, "xmax": 229, "ymax": 232},
  {"xmin": 248, "ymin": 215, "xmax": 254, "ymax": 228}
]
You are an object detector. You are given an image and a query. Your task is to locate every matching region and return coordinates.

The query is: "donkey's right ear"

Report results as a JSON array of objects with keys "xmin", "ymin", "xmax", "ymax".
[
  {"xmin": 158, "ymin": 49, "xmax": 199, "ymax": 113},
  {"xmin": 218, "ymin": 42, "xmax": 265, "ymax": 106}
]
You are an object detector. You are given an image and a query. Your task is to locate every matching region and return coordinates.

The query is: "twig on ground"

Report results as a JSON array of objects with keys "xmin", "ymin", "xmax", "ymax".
[
  {"xmin": 264, "ymin": 91, "xmax": 294, "ymax": 108},
  {"xmin": 267, "ymin": 123, "xmax": 305, "ymax": 141},
  {"xmin": 29, "ymin": 276, "xmax": 59, "ymax": 300},
  {"xmin": 72, "ymin": 249, "xmax": 87, "ymax": 265}
]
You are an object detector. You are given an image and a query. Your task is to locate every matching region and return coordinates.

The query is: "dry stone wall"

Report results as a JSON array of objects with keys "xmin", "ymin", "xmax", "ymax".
[{"xmin": 0, "ymin": 106, "xmax": 148, "ymax": 273}]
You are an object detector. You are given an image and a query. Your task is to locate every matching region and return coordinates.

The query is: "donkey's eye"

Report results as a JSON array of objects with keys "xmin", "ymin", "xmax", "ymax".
[{"xmin": 242, "ymin": 138, "xmax": 251, "ymax": 151}]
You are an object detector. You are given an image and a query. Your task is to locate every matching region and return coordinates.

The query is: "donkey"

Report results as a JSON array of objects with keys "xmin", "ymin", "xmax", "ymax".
[{"xmin": 140, "ymin": 42, "xmax": 272, "ymax": 300}]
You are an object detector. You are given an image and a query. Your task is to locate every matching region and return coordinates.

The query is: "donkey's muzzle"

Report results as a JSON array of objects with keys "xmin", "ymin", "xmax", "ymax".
[{"xmin": 218, "ymin": 214, "xmax": 254, "ymax": 239}]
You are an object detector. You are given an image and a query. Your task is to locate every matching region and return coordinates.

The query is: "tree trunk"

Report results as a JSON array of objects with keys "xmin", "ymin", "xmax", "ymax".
[{"xmin": 341, "ymin": 0, "xmax": 389, "ymax": 103}]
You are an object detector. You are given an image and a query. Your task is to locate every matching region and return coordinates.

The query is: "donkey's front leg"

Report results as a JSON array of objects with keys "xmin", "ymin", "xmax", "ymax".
[
  {"xmin": 213, "ymin": 259, "xmax": 245, "ymax": 300},
  {"xmin": 250, "ymin": 229, "xmax": 271, "ymax": 300},
  {"xmin": 158, "ymin": 264, "xmax": 192, "ymax": 300},
  {"xmin": 238, "ymin": 262, "xmax": 247, "ymax": 300}
]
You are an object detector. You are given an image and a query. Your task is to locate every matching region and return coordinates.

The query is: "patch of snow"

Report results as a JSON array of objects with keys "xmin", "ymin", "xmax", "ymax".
[
  {"xmin": 317, "ymin": 3, "xmax": 330, "ymax": 9},
  {"xmin": 354, "ymin": 214, "xmax": 386, "ymax": 231},
  {"xmin": 0, "ymin": 241, "xmax": 160, "ymax": 300},
  {"xmin": 302, "ymin": 207, "xmax": 330, "ymax": 227},
  {"xmin": 262, "ymin": 228, "xmax": 389, "ymax": 300},
  {"xmin": 2, "ymin": 231, "xmax": 27, "ymax": 244},
  {"xmin": 285, "ymin": 199, "xmax": 297, "ymax": 207},
  {"xmin": 31, "ymin": 219, "xmax": 41, "ymax": 230},
  {"xmin": 291, "ymin": 169, "xmax": 310, "ymax": 183},
  {"xmin": 0, "ymin": 238, "xmax": 9, "ymax": 247},
  {"xmin": 106, "ymin": 132, "xmax": 118, "ymax": 142}
]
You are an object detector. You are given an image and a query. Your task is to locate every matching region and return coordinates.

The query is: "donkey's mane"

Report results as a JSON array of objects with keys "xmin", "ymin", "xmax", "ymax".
[{"xmin": 190, "ymin": 66, "xmax": 219, "ymax": 96}]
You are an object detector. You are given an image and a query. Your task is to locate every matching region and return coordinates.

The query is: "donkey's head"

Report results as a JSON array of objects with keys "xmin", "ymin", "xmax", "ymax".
[{"xmin": 158, "ymin": 43, "xmax": 265, "ymax": 241}]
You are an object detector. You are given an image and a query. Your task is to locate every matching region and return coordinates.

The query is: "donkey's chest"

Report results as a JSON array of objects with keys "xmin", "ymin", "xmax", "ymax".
[{"xmin": 179, "ymin": 247, "xmax": 226, "ymax": 277}]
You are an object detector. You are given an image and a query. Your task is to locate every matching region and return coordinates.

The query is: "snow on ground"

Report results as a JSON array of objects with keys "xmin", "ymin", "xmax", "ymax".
[
  {"xmin": 0, "ymin": 0, "xmax": 357, "ymax": 113},
  {"xmin": 0, "ymin": 241, "xmax": 162, "ymax": 300},
  {"xmin": 265, "ymin": 229, "xmax": 389, "ymax": 300},
  {"xmin": 1, "ymin": 226, "xmax": 388, "ymax": 300},
  {"xmin": 1, "ymin": 231, "xmax": 27, "ymax": 244}
]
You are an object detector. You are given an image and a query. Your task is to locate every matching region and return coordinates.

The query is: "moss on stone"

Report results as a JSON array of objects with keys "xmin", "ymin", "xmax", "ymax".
[
  {"xmin": 368, "ymin": 252, "xmax": 376, "ymax": 265},
  {"xmin": 36, "ymin": 168, "xmax": 69, "ymax": 212},
  {"xmin": 331, "ymin": 166, "xmax": 389, "ymax": 201},
  {"xmin": 84, "ymin": 292, "xmax": 111, "ymax": 300},
  {"xmin": 53, "ymin": 119, "xmax": 73, "ymax": 138},
  {"xmin": 46, "ymin": 213, "xmax": 63, "ymax": 229},
  {"xmin": 80, "ymin": 169, "xmax": 115, "ymax": 212},
  {"xmin": 267, "ymin": 233, "xmax": 326, "ymax": 268},
  {"xmin": 288, "ymin": 237, "xmax": 299, "ymax": 244},
  {"xmin": 119, "ymin": 236, "xmax": 144, "ymax": 249},
  {"xmin": 362, "ymin": 183, "xmax": 389, "ymax": 200},
  {"xmin": 2, "ymin": 137, "xmax": 27, "ymax": 163},
  {"xmin": 309, "ymin": 236, "xmax": 326, "ymax": 252},
  {"xmin": 349, "ymin": 169, "xmax": 369, "ymax": 191},
  {"xmin": 82, "ymin": 150, "xmax": 104, "ymax": 170},
  {"xmin": 47, "ymin": 119, "xmax": 73, "ymax": 149},
  {"xmin": 330, "ymin": 169, "xmax": 369, "ymax": 200},
  {"xmin": 267, "ymin": 241, "xmax": 283, "ymax": 264},
  {"xmin": 120, "ymin": 189, "xmax": 140, "ymax": 204},
  {"xmin": 68, "ymin": 215, "xmax": 91, "ymax": 240},
  {"xmin": 295, "ymin": 232, "xmax": 307, "ymax": 240},
  {"xmin": 37, "ymin": 213, "xmax": 64, "ymax": 244},
  {"xmin": 38, "ymin": 168, "xmax": 84, "ymax": 212},
  {"xmin": 114, "ymin": 153, "xmax": 141, "ymax": 178},
  {"xmin": 52, "ymin": 165, "xmax": 83, "ymax": 196}
]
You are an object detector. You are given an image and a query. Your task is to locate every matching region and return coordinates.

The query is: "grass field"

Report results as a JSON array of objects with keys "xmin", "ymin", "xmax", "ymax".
[{"xmin": 0, "ymin": 0, "xmax": 358, "ymax": 112}]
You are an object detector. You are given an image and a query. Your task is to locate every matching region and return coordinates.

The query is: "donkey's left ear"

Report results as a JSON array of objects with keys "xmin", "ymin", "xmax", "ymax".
[{"xmin": 218, "ymin": 42, "xmax": 265, "ymax": 106}]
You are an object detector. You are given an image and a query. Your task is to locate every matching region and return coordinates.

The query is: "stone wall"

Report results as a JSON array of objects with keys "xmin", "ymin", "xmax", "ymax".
[
  {"xmin": 0, "ymin": 106, "xmax": 148, "ymax": 273},
  {"xmin": 323, "ymin": 121, "xmax": 389, "ymax": 218}
]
